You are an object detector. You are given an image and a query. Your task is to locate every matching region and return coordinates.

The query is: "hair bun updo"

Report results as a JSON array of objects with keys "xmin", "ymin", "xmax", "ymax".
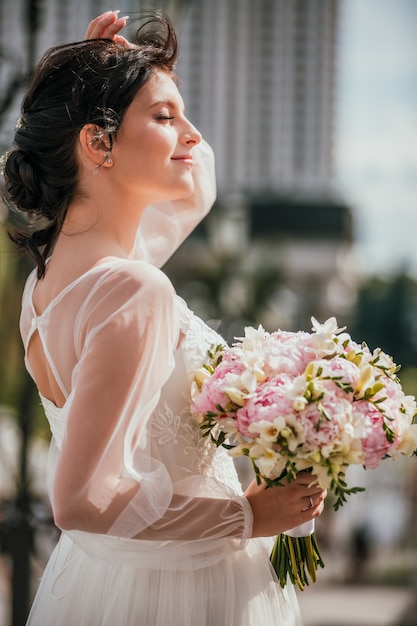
[{"xmin": 3, "ymin": 146, "xmax": 44, "ymax": 217}]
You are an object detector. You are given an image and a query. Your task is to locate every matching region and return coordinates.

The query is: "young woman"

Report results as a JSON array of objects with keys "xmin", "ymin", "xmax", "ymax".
[{"xmin": 2, "ymin": 11, "xmax": 326, "ymax": 625}]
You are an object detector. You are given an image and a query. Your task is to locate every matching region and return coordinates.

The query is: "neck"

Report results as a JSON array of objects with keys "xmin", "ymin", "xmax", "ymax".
[{"xmin": 61, "ymin": 187, "xmax": 147, "ymax": 259}]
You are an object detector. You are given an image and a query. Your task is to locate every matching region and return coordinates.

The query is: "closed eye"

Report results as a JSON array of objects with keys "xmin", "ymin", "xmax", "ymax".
[{"xmin": 156, "ymin": 115, "xmax": 175, "ymax": 122}]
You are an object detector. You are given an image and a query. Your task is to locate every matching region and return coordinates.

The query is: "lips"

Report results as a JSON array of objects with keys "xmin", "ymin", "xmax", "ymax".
[{"xmin": 171, "ymin": 154, "xmax": 193, "ymax": 165}]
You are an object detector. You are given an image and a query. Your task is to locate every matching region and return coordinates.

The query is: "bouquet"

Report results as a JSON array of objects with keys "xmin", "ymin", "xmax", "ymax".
[{"xmin": 190, "ymin": 317, "xmax": 417, "ymax": 590}]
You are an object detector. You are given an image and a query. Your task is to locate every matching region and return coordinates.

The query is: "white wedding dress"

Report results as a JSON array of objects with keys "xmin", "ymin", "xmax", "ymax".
[{"xmin": 21, "ymin": 142, "xmax": 303, "ymax": 625}]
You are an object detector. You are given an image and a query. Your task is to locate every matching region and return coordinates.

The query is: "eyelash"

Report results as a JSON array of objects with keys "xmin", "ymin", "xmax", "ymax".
[{"xmin": 157, "ymin": 115, "xmax": 175, "ymax": 122}]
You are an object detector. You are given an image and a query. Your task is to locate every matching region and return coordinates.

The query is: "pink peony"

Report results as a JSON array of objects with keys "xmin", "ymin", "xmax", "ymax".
[
  {"xmin": 263, "ymin": 331, "xmax": 315, "ymax": 376},
  {"xmin": 354, "ymin": 400, "xmax": 394, "ymax": 469},
  {"xmin": 296, "ymin": 392, "xmax": 353, "ymax": 452},
  {"xmin": 235, "ymin": 375, "xmax": 294, "ymax": 437},
  {"xmin": 190, "ymin": 358, "xmax": 245, "ymax": 417}
]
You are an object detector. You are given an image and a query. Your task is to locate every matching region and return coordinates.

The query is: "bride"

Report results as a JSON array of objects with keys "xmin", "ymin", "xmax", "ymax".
[{"xmin": 2, "ymin": 10, "xmax": 326, "ymax": 625}]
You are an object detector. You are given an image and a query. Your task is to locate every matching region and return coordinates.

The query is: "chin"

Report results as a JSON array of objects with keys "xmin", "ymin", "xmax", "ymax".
[{"xmin": 170, "ymin": 181, "xmax": 195, "ymax": 202}]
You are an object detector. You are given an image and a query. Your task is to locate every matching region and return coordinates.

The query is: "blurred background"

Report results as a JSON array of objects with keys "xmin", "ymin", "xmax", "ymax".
[{"xmin": 0, "ymin": 0, "xmax": 417, "ymax": 625}]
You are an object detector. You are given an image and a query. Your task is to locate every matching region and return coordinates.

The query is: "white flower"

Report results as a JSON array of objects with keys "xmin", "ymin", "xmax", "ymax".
[
  {"xmin": 279, "ymin": 414, "xmax": 306, "ymax": 452},
  {"xmin": 372, "ymin": 348, "xmax": 396, "ymax": 374},
  {"xmin": 217, "ymin": 417, "xmax": 239, "ymax": 435},
  {"xmin": 194, "ymin": 367, "xmax": 212, "ymax": 388},
  {"xmin": 310, "ymin": 316, "xmax": 348, "ymax": 357},
  {"xmin": 249, "ymin": 443, "xmax": 286, "ymax": 478},
  {"xmin": 292, "ymin": 394, "xmax": 308, "ymax": 412},
  {"xmin": 395, "ymin": 424, "xmax": 417, "ymax": 457},
  {"xmin": 248, "ymin": 417, "xmax": 286, "ymax": 441},
  {"xmin": 311, "ymin": 316, "xmax": 346, "ymax": 337},
  {"xmin": 404, "ymin": 394, "xmax": 417, "ymax": 414},
  {"xmin": 233, "ymin": 327, "xmax": 268, "ymax": 364},
  {"xmin": 345, "ymin": 445, "xmax": 365, "ymax": 465},
  {"xmin": 223, "ymin": 386, "xmax": 246, "ymax": 406},
  {"xmin": 234, "ymin": 344, "xmax": 267, "ymax": 384},
  {"xmin": 224, "ymin": 370, "xmax": 255, "ymax": 396},
  {"xmin": 311, "ymin": 464, "xmax": 333, "ymax": 490},
  {"xmin": 240, "ymin": 325, "xmax": 268, "ymax": 348},
  {"xmin": 228, "ymin": 443, "xmax": 251, "ymax": 458},
  {"xmin": 190, "ymin": 380, "xmax": 200, "ymax": 400},
  {"xmin": 240, "ymin": 369, "xmax": 260, "ymax": 393},
  {"xmin": 354, "ymin": 364, "xmax": 375, "ymax": 397}
]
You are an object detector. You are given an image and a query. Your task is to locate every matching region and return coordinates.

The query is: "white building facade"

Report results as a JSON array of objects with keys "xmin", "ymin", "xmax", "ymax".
[{"xmin": 177, "ymin": 0, "xmax": 338, "ymax": 194}]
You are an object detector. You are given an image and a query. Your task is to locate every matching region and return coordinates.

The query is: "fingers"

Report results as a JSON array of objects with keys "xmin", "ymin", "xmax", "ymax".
[
  {"xmin": 245, "ymin": 475, "xmax": 328, "ymax": 537},
  {"xmin": 85, "ymin": 10, "xmax": 129, "ymax": 42},
  {"xmin": 301, "ymin": 489, "xmax": 327, "ymax": 513},
  {"xmin": 294, "ymin": 470, "xmax": 317, "ymax": 486}
]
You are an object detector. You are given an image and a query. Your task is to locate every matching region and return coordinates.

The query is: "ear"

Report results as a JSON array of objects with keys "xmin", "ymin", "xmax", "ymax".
[{"xmin": 79, "ymin": 124, "xmax": 113, "ymax": 169}]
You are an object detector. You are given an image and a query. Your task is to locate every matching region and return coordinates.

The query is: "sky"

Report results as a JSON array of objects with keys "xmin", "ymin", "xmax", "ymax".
[{"xmin": 335, "ymin": 0, "xmax": 417, "ymax": 277}]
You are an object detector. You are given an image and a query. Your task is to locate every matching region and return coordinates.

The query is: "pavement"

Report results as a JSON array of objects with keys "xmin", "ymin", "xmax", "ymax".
[
  {"xmin": 295, "ymin": 545, "xmax": 417, "ymax": 626},
  {"xmin": 297, "ymin": 584, "xmax": 416, "ymax": 626}
]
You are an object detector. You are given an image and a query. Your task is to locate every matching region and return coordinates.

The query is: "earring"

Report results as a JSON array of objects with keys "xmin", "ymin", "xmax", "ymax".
[{"xmin": 107, "ymin": 157, "xmax": 113, "ymax": 165}]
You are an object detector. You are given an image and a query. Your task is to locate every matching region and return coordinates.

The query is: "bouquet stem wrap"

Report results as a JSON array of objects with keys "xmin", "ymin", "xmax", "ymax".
[{"xmin": 190, "ymin": 317, "xmax": 417, "ymax": 588}]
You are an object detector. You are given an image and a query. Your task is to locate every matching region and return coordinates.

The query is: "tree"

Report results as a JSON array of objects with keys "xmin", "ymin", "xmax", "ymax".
[{"xmin": 351, "ymin": 272, "xmax": 417, "ymax": 370}]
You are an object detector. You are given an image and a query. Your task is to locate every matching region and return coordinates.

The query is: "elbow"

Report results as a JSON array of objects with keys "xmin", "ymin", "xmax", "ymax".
[
  {"xmin": 52, "ymin": 486, "xmax": 123, "ymax": 534},
  {"xmin": 52, "ymin": 498, "xmax": 83, "ymax": 531},
  {"xmin": 52, "ymin": 491, "xmax": 98, "ymax": 533}
]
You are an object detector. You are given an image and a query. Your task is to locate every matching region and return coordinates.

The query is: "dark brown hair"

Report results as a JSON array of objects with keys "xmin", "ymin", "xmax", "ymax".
[{"xmin": 2, "ymin": 11, "xmax": 177, "ymax": 278}]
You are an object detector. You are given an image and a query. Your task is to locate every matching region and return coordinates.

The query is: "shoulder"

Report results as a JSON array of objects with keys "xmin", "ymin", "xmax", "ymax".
[
  {"xmin": 74, "ymin": 260, "xmax": 178, "ymax": 350},
  {"xmin": 79, "ymin": 260, "xmax": 175, "ymax": 322},
  {"xmin": 95, "ymin": 258, "xmax": 173, "ymax": 292},
  {"xmin": 81, "ymin": 258, "xmax": 174, "ymax": 298}
]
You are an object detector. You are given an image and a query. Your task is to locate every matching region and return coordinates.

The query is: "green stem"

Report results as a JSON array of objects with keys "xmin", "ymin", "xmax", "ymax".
[{"xmin": 270, "ymin": 532, "xmax": 325, "ymax": 590}]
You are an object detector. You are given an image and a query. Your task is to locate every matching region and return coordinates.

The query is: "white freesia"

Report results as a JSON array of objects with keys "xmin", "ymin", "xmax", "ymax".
[
  {"xmin": 217, "ymin": 417, "xmax": 239, "ymax": 434},
  {"xmin": 372, "ymin": 348, "xmax": 396, "ymax": 375},
  {"xmin": 354, "ymin": 364, "xmax": 375, "ymax": 396},
  {"xmin": 238, "ymin": 325, "xmax": 268, "ymax": 351},
  {"xmin": 228, "ymin": 443, "xmax": 251, "ymax": 458},
  {"xmin": 222, "ymin": 386, "xmax": 246, "ymax": 406},
  {"xmin": 311, "ymin": 317, "xmax": 346, "ymax": 336},
  {"xmin": 310, "ymin": 316, "xmax": 347, "ymax": 357},
  {"xmin": 403, "ymin": 395, "xmax": 417, "ymax": 419},
  {"xmin": 249, "ymin": 442, "xmax": 285, "ymax": 478},
  {"xmin": 248, "ymin": 417, "xmax": 286, "ymax": 441},
  {"xmin": 395, "ymin": 424, "xmax": 417, "ymax": 456},
  {"xmin": 194, "ymin": 366, "xmax": 212, "ymax": 388},
  {"xmin": 240, "ymin": 368, "xmax": 260, "ymax": 393},
  {"xmin": 235, "ymin": 342, "xmax": 267, "ymax": 384},
  {"xmin": 224, "ymin": 371, "xmax": 251, "ymax": 393},
  {"xmin": 281, "ymin": 414, "xmax": 306, "ymax": 451},
  {"xmin": 293, "ymin": 396, "xmax": 308, "ymax": 411}
]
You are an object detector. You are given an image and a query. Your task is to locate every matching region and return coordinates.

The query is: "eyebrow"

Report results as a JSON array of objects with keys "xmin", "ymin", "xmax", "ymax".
[{"xmin": 148, "ymin": 99, "xmax": 185, "ymax": 113}]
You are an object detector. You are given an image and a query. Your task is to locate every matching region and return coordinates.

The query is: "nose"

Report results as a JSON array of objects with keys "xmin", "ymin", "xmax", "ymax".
[{"xmin": 182, "ymin": 119, "xmax": 201, "ymax": 147}]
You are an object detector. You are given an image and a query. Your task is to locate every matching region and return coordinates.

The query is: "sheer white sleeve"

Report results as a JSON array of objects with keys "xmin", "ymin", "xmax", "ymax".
[
  {"xmin": 134, "ymin": 139, "xmax": 216, "ymax": 267},
  {"xmin": 38, "ymin": 262, "xmax": 252, "ymax": 543}
]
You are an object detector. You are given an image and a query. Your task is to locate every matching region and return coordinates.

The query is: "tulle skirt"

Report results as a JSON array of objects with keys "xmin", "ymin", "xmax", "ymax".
[{"xmin": 27, "ymin": 531, "xmax": 303, "ymax": 626}]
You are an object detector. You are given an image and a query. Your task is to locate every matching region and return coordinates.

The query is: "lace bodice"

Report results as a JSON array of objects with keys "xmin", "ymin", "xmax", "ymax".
[{"xmin": 149, "ymin": 304, "xmax": 242, "ymax": 493}]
